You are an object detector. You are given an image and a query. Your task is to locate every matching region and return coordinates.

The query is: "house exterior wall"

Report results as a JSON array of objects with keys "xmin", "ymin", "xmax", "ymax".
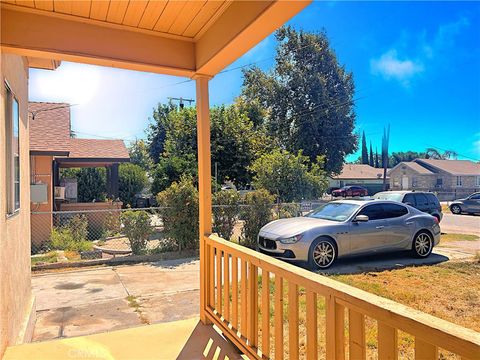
[
  {"xmin": 389, "ymin": 165, "xmax": 480, "ymax": 200},
  {"xmin": 0, "ymin": 54, "xmax": 35, "ymax": 357},
  {"xmin": 30, "ymin": 155, "xmax": 53, "ymax": 248}
]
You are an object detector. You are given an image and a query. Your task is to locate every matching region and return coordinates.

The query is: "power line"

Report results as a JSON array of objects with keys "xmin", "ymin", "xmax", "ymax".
[{"xmin": 424, "ymin": 144, "xmax": 479, "ymax": 162}]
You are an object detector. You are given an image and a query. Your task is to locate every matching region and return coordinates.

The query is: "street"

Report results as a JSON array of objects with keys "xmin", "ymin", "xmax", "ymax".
[{"xmin": 441, "ymin": 213, "xmax": 480, "ymax": 236}]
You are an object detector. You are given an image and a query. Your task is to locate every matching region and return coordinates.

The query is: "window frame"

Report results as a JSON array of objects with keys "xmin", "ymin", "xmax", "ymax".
[
  {"xmin": 456, "ymin": 176, "xmax": 463, "ymax": 187},
  {"xmin": 5, "ymin": 81, "xmax": 20, "ymax": 216}
]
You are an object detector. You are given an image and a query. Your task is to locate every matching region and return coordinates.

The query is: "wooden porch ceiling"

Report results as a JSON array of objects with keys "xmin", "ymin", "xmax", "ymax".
[{"xmin": 0, "ymin": 0, "xmax": 311, "ymax": 77}]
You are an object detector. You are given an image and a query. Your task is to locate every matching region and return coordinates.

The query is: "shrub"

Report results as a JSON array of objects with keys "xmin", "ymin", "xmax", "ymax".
[
  {"xmin": 119, "ymin": 163, "xmax": 148, "ymax": 207},
  {"xmin": 157, "ymin": 177, "xmax": 199, "ymax": 251},
  {"xmin": 68, "ymin": 214, "xmax": 88, "ymax": 242},
  {"xmin": 121, "ymin": 210, "xmax": 153, "ymax": 255},
  {"xmin": 213, "ymin": 190, "xmax": 240, "ymax": 240},
  {"xmin": 103, "ymin": 211, "xmax": 122, "ymax": 238},
  {"xmin": 241, "ymin": 189, "xmax": 275, "ymax": 248},
  {"xmin": 49, "ymin": 228, "xmax": 92, "ymax": 252},
  {"xmin": 277, "ymin": 203, "xmax": 301, "ymax": 219}
]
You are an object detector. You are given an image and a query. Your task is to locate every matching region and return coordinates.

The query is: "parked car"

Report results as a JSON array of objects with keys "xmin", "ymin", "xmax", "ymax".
[
  {"xmin": 258, "ymin": 199, "xmax": 440, "ymax": 269},
  {"xmin": 449, "ymin": 192, "xmax": 480, "ymax": 215},
  {"xmin": 331, "ymin": 185, "xmax": 368, "ymax": 198},
  {"xmin": 373, "ymin": 191, "xmax": 443, "ymax": 222}
]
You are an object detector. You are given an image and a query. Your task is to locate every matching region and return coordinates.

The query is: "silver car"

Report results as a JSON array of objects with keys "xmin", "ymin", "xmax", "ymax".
[
  {"xmin": 449, "ymin": 192, "xmax": 480, "ymax": 215},
  {"xmin": 258, "ymin": 199, "xmax": 441, "ymax": 269}
]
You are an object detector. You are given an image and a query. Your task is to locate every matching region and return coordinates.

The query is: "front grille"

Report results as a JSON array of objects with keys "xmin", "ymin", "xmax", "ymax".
[{"xmin": 259, "ymin": 236, "xmax": 277, "ymax": 250}]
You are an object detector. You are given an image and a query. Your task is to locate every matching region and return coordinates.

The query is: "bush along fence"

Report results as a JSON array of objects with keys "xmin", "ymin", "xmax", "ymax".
[{"xmin": 30, "ymin": 202, "xmax": 318, "ymax": 266}]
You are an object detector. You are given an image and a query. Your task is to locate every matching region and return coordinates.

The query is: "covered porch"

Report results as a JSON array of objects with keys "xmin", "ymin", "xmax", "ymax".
[{"xmin": 1, "ymin": 0, "xmax": 479, "ymax": 359}]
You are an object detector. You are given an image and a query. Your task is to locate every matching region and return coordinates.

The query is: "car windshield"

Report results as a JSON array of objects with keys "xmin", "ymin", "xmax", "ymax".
[
  {"xmin": 306, "ymin": 202, "xmax": 360, "ymax": 222},
  {"xmin": 373, "ymin": 193, "xmax": 404, "ymax": 202}
]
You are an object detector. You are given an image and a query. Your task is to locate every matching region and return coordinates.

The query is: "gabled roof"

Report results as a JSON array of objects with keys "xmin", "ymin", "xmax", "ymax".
[
  {"xmin": 390, "ymin": 161, "xmax": 435, "ymax": 175},
  {"xmin": 29, "ymin": 102, "xmax": 71, "ymax": 155},
  {"xmin": 28, "ymin": 102, "xmax": 129, "ymax": 161},
  {"xmin": 331, "ymin": 164, "xmax": 385, "ymax": 180},
  {"xmin": 414, "ymin": 159, "xmax": 480, "ymax": 176}
]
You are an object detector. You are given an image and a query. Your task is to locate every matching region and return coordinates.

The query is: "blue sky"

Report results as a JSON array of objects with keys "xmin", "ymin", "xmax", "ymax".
[{"xmin": 29, "ymin": 1, "xmax": 480, "ymax": 162}]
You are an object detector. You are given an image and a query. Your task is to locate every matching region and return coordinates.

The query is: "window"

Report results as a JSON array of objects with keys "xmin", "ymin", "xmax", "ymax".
[
  {"xmin": 436, "ymin": 178, "xmax": 443, "ymax": 187},
  {"xmin": 381, "ymin": 203, "xmax": 408, "ymax": 218},
  {"xmin": 412, "ymin": 177, "xmax": 417, "ymax": 187},
  {"xmin": 414, "ymin": 193, "xmax": 429, "ymax": 206},
  {"xmin": 5, "ymin": 83, "xmax": 20, "ymax": 214},
  {"xmin": 403, "ymin": 193, "xmax": 416, "ymax": 205},
  {"xmin": 358, "ymin": 204, "xmax": 385, "ymax": 221},
  {"xmin": 456, "ymin": 176, "xmax": 462, "ymax": 187},
  {"xmin": 469, "ymin": 193, "xmax": 480, "ymax": 200},
  {"xmin": 425, "ymin": 193, "xmax": 440, "ymax": 207}
]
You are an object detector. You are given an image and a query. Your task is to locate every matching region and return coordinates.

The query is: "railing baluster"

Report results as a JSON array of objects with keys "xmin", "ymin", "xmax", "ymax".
[
  {"xmin": 326, "ymin": 296, "xmax": 345, "ymax": 360},
  {"xmin": 415, "ymin": 338, "xmax": 437, "ymax": 359},
  {"xmin": 378, "ymin": 322, "xmax": 398, "ymax": 360},
  {"xmin": 241, "ymin": 259, "xmax": 247, "ymax": 333},
  {"xmin": 247, "ymin": 263, "xmax": 258, "ymax": 347},
  {"xmin": 216, "ymin": 248, "xmax": 222, "ymax": 314},
  {"xmin": 288, "ymin": 281, "xmax": 299, "ymax": 360},
  {"xmin": 208, "ymin": 244, "xmax": 215, "ymax": 308},
  {"xmin": 231, "ymin": 255, "xmax": 238, "ymax": 329},
  {"xmin": 223, "ymin": 251, "xmax": 230, "ymax": 322},
  {"xmin": 262, "ymin": 270, "xmax": 270, "ymax": 358},
  {"xmin": 275, "ymin": 275, "xmax": 284, "ymax": 360},
  {"xmin": 349, "ymin": 309, "xmax": 366, "ymax": 360},
  {"xmin": 306, "ymin": 289, "xmax": 318, "ymax": 360}
]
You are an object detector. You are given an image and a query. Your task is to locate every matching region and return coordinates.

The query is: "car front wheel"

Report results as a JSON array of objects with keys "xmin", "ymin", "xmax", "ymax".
[
  {"xmin": 412, "ymin": 231, "xmax": 433, "ymax": 258},
  {"xmin": 309, "ymin": 238, "xmax": 337, "ymax": 269},
  {"xmin": 450, "ymin": 204, "xmax": 462, "ymax": 214}
]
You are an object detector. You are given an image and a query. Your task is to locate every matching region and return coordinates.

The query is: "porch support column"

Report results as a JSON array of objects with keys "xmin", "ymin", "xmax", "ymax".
[
  {"xmin": 110, "ymin": 163, "xmax": 119, "ymax": 199},
  {"xmin": 195, "ymin": 74, "xmax": 213, "ymax": 324}
]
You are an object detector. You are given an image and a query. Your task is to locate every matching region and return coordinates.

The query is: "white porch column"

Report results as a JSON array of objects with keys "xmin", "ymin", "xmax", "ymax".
[{"xmin": 195, "ymin": 74, "xmax": 213, "ymax": 324}]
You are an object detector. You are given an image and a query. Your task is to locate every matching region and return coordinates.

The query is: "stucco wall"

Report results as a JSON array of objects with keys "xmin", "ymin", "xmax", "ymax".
[
  {"xmin": 30, "ymin": 155, "xmax": 54, "ymax": 248},
  {"xmin": 0, "ymin": 54, "xmax": 34, "ymax": 357}
]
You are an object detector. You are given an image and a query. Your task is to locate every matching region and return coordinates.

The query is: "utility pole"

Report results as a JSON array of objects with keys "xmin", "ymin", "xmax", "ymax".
[{"xmin": 167, "ymin": 97, "xmax": 195, "ymax": 109}]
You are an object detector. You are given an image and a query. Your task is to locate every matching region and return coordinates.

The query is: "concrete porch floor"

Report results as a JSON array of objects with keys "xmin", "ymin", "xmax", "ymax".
[
  {"xmin": 4, "ymin": 317, "xmax": 245, "ymax": 360},
  {"xmin": 31, "ymin": 258, "xmax": 201, "ymax": 341}
]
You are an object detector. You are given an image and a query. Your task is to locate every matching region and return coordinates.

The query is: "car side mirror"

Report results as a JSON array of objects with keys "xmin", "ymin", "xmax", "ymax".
[
  {"xmin": 405, "ymin": 202, "xmax": 413, "ymax": 206},
  {"xmin": 354, "ymin": 215, "xmax": 369, "ymax": 222}
]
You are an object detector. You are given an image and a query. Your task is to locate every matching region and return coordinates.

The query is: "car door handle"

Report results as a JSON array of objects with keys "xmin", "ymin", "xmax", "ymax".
[
  {"xmin": 405, "ymin": 221, "xmax": 414, "ymax": 225},
  {"xmin": 375, "ymin": 225, "xmax": 385, "ymax": 229}
]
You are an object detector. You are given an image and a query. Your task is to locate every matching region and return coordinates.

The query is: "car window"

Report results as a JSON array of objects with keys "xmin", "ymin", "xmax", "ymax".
[
  {"xmin": 373, "ymin": 192, "xmax": 404, "ymax": 202},
  {"xmin": 381, "ymin": 203, "xmax": 408, "ymax": 218},
  {"xmin": 357, "ymin": 204, "xmax": 385, "ymax": 220},
  {"xmin": 425, "ymin": 193, "xmax": 440, "ymax": 206},
  {"xmin": 307, "ymin": 202, "xmax": 360, "ymax": 222},
  {"xmin": 470, "ymin": 194, "xmax": 480, "ymax": 200},
  {"xmin": 414, "ymin": 193, "xmax": 429, "ymax": 206},
  {"xmin": 403, "ymin": 193, "xmax": 416, "ymax": 205}
]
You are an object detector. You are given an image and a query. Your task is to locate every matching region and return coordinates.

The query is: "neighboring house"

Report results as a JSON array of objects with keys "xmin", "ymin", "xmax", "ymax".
[
  {"xmin": 29, "ymin": 102, "xmax": 129, "ymax": 248},
  {"xmin": 389, "ymin": 158, "xmax": 480, "ymax": 200},
  {"xmin": 328, "ymin": 164, "xmax": 388, "ymax": 195}
]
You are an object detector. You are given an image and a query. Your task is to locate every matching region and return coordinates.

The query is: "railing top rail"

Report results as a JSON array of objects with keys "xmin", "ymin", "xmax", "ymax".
[
  {"xmin": 31, "ymin": 207, "xmax": 169, "ymax": 215},
  {"xmin": 207, "ymin": 234, "xmax": 480, "ymax": 358}
]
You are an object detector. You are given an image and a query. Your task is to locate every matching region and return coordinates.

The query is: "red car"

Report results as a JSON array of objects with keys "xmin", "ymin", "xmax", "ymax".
[{"xmin": 332, "ymin": 185, "xmax": 368, "ymax": 198}]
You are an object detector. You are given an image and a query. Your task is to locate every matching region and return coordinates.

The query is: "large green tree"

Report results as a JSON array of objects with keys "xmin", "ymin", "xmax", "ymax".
[
  {"xmin": 250, "ymin": 149, "xmax": 328, "ymax": 202},
  {"xmin": 118, "ymin": 163, "xmax": 148, "ymax": 207},
  {"xmin": 128, "ymin": 139, "xmax": 153, "ymax": 171},
  {"xmin": 239, "ymin": 26, "xmax": 357, "ymax": 174}
]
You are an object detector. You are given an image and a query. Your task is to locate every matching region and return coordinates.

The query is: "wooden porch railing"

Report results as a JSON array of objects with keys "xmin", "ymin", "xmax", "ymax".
[{"xmin": 204, "ymin": 234, "xmax": 480, "ymax": 360}]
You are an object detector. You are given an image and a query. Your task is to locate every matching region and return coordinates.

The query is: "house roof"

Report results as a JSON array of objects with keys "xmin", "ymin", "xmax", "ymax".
[
  {"xmin": 29, "ymin": 102, "xmax": 71, "ymax": 155},
  {"xmin": 331, "ymin": 164, "xmax": 385, "ymax": 180},
  {"xmin": 414, "ymin": 159, "xmax": 480, "ymax": 176},
  {"xmin": 391, "ymin": 161, "xmax": 435, "ymax": 175},
  {"xmin": 28, "ymin": 102, "xmax": 129, "ymax": 161}
]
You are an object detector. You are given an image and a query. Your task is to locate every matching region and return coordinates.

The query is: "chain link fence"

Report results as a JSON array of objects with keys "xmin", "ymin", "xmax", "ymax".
[{"xmin": 30, "ymin": 202, "xmax": 323, "ymax": 266}]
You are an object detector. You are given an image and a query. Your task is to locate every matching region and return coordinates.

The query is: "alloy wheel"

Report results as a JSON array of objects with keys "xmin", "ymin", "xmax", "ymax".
[
  {"xmin": 313, "ymin": 241, "xmax": 335, "ymax": 268},
  {"xmin": 451, "ymin": 205, "xmax": 461, "ymax": 214},
  {"xmin": 414, "ymin": 233, "xmax": 432, "ymax": 257}
]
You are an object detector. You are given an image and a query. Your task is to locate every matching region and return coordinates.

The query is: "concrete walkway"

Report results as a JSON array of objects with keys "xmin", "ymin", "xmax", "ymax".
[
  {"xmin": 32, "ymin": 258, "xmax": 200, "ymax": 342},
  {"xmin": 441, "ymin": 213, "xmax": 480, "ymax": 236}
]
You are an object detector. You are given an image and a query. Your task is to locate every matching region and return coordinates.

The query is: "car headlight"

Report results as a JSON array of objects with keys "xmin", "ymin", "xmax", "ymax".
[{"xmin": 279, "ymin": 234, "xmax": 303, "ymax": 244}]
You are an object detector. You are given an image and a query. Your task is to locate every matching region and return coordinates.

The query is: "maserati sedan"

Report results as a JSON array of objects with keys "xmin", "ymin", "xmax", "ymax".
[{"xmin": 258, "ymin": 199, "xmax": 441, "ymax": 269}]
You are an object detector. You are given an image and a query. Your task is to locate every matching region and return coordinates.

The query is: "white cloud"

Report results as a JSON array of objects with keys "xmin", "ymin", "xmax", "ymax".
[{"xmin": 370, "ymin": 50, "xmax": 424, "ymax": 86}]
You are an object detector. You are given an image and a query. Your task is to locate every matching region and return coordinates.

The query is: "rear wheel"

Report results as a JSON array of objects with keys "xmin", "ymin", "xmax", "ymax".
[
  {"xmin": 309, "ymin": 238, "xmax": 337, "ymax": 269},
  {"xmin": 450, "ymin": 204, "xmax": 462, "ymax": 214},
  {"xmin": 411, "ymin": 231, "xmax": 433, "ymax": 258}
]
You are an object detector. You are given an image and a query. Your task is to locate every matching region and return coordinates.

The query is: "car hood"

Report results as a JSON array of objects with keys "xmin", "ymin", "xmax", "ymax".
[{"xmin": 260, "ymin": 217, "xmax": 339, "ymax": 238}]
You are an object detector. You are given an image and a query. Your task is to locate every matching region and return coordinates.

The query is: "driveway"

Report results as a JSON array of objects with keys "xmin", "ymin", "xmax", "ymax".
[
  {"xmin": 441, "ymin": 213, "xmax": 480, "ymax": 236},
  {"xmin": 32, "ymin": 258, "xmax": 200, "ymax": 342}
]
